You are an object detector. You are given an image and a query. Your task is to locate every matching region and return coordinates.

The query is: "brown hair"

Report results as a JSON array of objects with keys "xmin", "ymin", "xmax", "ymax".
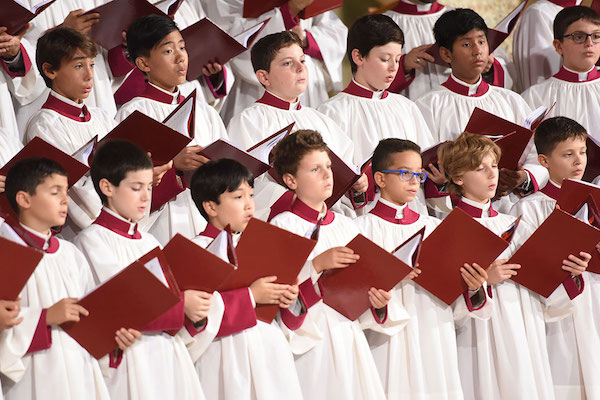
[
  {"xmin": 273, "ymin": 129, "xmax": 329, "ymax": 186},
  {"xmin": 250, "ymin": 31, "xmax": 304, "ymax": 73},
  {"xmin": 534, "ymin": 116, "xmax": 588, "ymax": 155}
]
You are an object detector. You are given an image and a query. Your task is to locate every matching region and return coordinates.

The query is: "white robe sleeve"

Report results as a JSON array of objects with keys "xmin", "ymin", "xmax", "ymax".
[{"xmin": 358, "ymin": 286, "xmax": 410, "ymax": 336}]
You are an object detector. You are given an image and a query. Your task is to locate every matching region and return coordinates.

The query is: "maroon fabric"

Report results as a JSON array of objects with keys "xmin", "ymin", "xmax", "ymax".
[{"xmin": 216, "ymin": 288, "xmax": 257, "ymax": 337}]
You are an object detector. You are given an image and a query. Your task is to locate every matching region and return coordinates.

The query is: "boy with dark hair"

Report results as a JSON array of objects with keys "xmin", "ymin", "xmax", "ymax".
[
  {"xmin": 269, "ymin": 129, "xmax": 389, "ymax": 399},
  {"xmin": 187, "ymin": 158, "xmax": 305, "ymax": 400},
  {"xmin": 522, "ymin": 6, "xmax": 600, "ymax": 142},
  {"xmin": 0, "ymin": 157, "xmax": 111, "ymax": 400},
  {"xmin": 116, "ymin": 14, "xmax": 228, "ymax": 245}
]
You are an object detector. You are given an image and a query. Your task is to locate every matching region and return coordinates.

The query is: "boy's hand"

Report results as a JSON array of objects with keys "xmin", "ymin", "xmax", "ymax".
[
  {"xmin": 497, "ymin": 168, "xmax": 527, "ymax": 196},
  {"xmin": 279, "ymin": 284, "xmax": 299, "ymax": 309},
  {"xmin": 0, "ymin": 174, "xmax": 5, "ymax": 193},
  {"xmin": 46, "ymin": 298, "xmax": 89, "ymax": 325},
  {"xmin": 0, "ymin": 25, "xmax": 30, "ymax": 59},
  {"xmin": 0, "ymin": 299, "xmax": 23, "ymax": 330},
  {"xmin": 352, "ymin": 174, "xmax": 369, "ymax": 194},
  {"xmin": 427, "ymin": 163, "xmax": 446, "ymax": 185},
  {"xmin": 460, "ymin": 263, "xmax": 488, "ymax": 291},
  {"xmin": 114, "ymin": 328, "xmax": 141, "ymax": 350},
  {"xmin": 63, "ymin": 9, "xmax": 100, "ymax": 35},
  {"xmin": 484, "ymin": 53, "xmax": 495, "ymax": 74},
  {"xmin": 173, "ymin": 145, "xmax": 210, "ymax": 171},
  {"xmin": 288, "ymin": 0, "xmax": 314, "ymax": 16},
  {"xmin": 290, "ymin": 23, "xmax": 305, "ymax": 43},
  {"xmin": 202, "ymin": 62, "xmax": 223, "ymax": 77},
  {"xmin": 402, "ymin": 267, "xmax": 421, "ymax": 281},
  {"xmin": 402, "ymin": 44, "xmax": 435, "ymax": 72},
  {"xmin": 562, "ymin": 252, "xmax": 591, "ymax": 276},
  {"xmin": 250, "ymin": 276, "xmax": 289, "ymax": 305},
  {"xmin": 183, "ymin": 290, "xmax": 212, "ymax": 323},
  {"xmin": 368, "ymin": 288, "xmax": 391, "ymax": 309},
  {"xmin": 486, "ymin": 258, "xmax": 520, "ymax": 285},
  {"xmin": 152, "ymin": 161, "xmax": 173, "ymax": 186},
  {"xmin": 312, "ymin": 247, "xmax": 360, "ymax": 273}
]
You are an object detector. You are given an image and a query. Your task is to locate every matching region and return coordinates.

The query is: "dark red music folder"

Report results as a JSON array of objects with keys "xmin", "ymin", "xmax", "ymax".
[
  {"xmin": 1, "ymin": 0, "xmax": 56, "ymax": 35},
  {"xmin": 243, "ymin": 0, "xmax": 341, "ymax": 19},
  {"xmin": 584, "ymin": 135, "xmax": 600, "ymax": 182},
  {"xmin": 162, "ymin": 90, "xmax": 196, "ymax": 140},
  {"xmin": 421, "ymin": 141, "xmax": 446, "ymax": 171},
  {"xmin": 0, "ymin": 236, "xmax": 43, "ymax": 300},
  {"xmin": 325, "ymin": 151, "xmax": 372, "ymax": 210},
  {"xmin": 218, "ymin": 218, "xmax": 316, "ymax": 323},
  {"xmin": 300, "ymin": 0, "xmax": 343, "ymax": 19},
  {"xmin": 182, "ymin": 18, "xmax": 269, "ymax": 81},
  {"xmin": 199, "ymin": 140, "xmax": 271, "ymax": 179},
  {"xmin": 415, "ymin": 207, "xmax": 509, "ymax": 305},
  {"xmin": 246, "ymin": 122, "xmax": 295, "ymax": 163},
  {"xmin": 319, "ymin": 233, "xmax": 416, "ymax": 321},
  {"xmin": 60, "ymin": 250, "xmax": 181, "ymax": 359},
  {"xmin": 557, "ymin": 179, "xmax": 600, "ymax": 215},
  {"xmin": 508, "ymin": 208, "xmax": 600, "ymax": 297}
]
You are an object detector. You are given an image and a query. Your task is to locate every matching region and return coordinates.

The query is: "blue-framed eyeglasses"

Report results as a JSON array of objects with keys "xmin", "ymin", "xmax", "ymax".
[{"xmin": 380, "ymin": 169, "xmax": 428, "ymax": 183}]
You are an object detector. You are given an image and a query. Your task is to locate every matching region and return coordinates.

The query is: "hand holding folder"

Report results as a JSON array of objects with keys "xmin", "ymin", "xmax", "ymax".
[
  {"xmin": 324, "ymin": 150, "xmax": 372, "ymax": 210},
  {"xmin": 1, "ymin": 0, "xmax": 56, "ymax": 36}
]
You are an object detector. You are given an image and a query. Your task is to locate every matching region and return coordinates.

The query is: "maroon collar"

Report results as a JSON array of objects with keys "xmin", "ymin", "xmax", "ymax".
[
  {"xmin": 553, "ymin": 66, "xmax": 600, "ymax": 83},
  {"xmin": 456, "ymin": 198, "xmax": 498, "ymax": 218},
  {"xmin": 140, "ymin": 83, "xmax": 184, "ymax": 104},
  {"xmin": 256, "ymin": 91, "xmax": 301, "ymax": 110},
  {"xmin": 548, "ymin": 0, "xmax": 578, "ymax": 6},
  {"xmin": 540, "ymin": 181, "xmax": 561, "ymax": 201},
  {"xmin": 92, "ymin": 209, "xmax": 141, "ymax": 239},
  {"xmin": 369, "ymin": 200, "xmax": 420, "ymax": 224},
  {"xmin": 291, "ymin": 198, "xmax": 335, "ymax": 225},
  {"xmin": 199, "ymin": 223, "xmax": 221, "ymax": 239},
  {"xmin": 21, "ymin": 227, "xmax": 59, "ymax": 254},
  {"xmin": 342, "ymin": 80, "xmax": 389, "ymax": 99},
  {"xmin": 392, "ymin": 1, "xmax": 444, "ymax": 15},
  {"xmin": 42, "ymin": 93, "xmax": 91, "ymax": 122},
  {"xmin": 442, "ymin": 75, "xmax": 490, "ymax": 97}
]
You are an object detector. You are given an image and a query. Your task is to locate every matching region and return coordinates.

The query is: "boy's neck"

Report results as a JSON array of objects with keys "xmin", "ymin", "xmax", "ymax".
[
  {"xmin": 352, "ymin": 74, "xmax": 387, "ymax": 94},
  {"xmin": 104, "ymin": 205, "xmax": 135, "ymax": 223},
  {"xmin": 562, "ymin": 63, "xmax": 596, "ymax": 75},
  {"xmin": 18, "ymin": 216, "xmax": 52, "ymax": 236},
  {"xmin": 451, "ymin": 71, "xmax": 481, "ymax": 86},
  {"xmin": 148, "ymin": 79, "xmax": 178, "ymax": 94},
  {"xmin": 462, "ymin": 192, "xmax": 490, "ymax": 205},
  {"xmin": 266, "ymin": 89, "xmax": 299, "ymax": 104},
  {"xmin": 51, "ymin": 88, "xmax": 84, "ymax": 105},
  {"xmin": 379, "ymin": 193, "xmax": 407, "ymax": 207}
]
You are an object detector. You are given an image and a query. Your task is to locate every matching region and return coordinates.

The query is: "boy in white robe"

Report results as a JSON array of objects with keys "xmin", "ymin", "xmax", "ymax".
[
  {"xmin": 522, "ymin": 6, "xmax": 600, "ymax": 142},
  {"xmin": 511, "ymin": 117, "xmax": 599, "ymax": 399},
  {"xmin": 0, "ymin": 158, "xmax": 111, "ymax": 400},
  {"xmin": 116, "ymin": 15, "xmax": 228, "ymax": 245},
  {"xmin": 201, "ymin": 0, "xmax": 347, "ymax": 123},
  {"xmin": 74, "ymin": 140, "xmax": 207, "ymax": 400},
  {"xmin": 355, "ymin": 138, "xmax": 491, "ymax": 400},
  {"xmin": 184, "ymin": 158, "xmax": 305, "ymax": 400},
  {"xmin": 228, "ymin": 31, "xmax": 365, "ymax": 219},
  {"xmin": 269, "ymin": 129, "xmax": 391, "ymax": 399}
]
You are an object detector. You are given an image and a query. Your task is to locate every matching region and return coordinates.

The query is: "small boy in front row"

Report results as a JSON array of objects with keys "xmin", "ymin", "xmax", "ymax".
[
  {"xmin": 187, "ymin": 158, "xmax": 305, "ymax": 400},
  {"xmin": 511, "ymin": 117, "xmax": 599, "ymax": 399},
  {"xmin": 74, "ymin": 140, "xmax": 207, "ymax": 400}
]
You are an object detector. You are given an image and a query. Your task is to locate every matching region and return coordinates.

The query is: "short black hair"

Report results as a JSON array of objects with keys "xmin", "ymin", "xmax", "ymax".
[
  {"xmin": 372, "ymin": 139, "xmax": 421, "ymax": 178},
  {"xmin": 250, "ymin": 31, "xmax": 304, "ymax": 73},
  {"xmin": 433, "ymin": 8, "xmax": 488, "ymax": 51},
  {"xmin": 534, "ymin": 117, "xmax": 588, "ymax": 155},
  {"xmin": 127, "ymin": 14, "xmax": 179, "ymax": 62},
  {"xmin": 554, "ymin": 6, "xmax": 600, "ymax": 40},
  {"xmin": 90, "ymin": 140, "xmax": 153, "ymax": 204},
  {"xmin": 347, "ymin": 14, "xmax": 404, "ymax": 74},
  {"xmin": 36, "ymin": 27, "xmax": 98, "ymax": 88},
  {"xmin": 190, "ymin": 159, "xmax": 254, "ymax": 221},
  {"xmin": 5, "ymin": 158, "xmax": 68, "ymax": 215}
]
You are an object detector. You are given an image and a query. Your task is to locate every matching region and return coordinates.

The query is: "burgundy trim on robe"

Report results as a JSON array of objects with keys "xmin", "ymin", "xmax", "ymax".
[
  {"xmin": 267, "ymin": 190, "xmax": 295, "ymax": 222},
  {"xmin": 114, "ymin": 68, "xmax": 147, "ymax": 107},
  {"xmin": 553, "ymin": 66, "xmax": 600, "ymax": 83},
  {"xmin": 342, "ymin": 80, "xmax": 389, "ymax": 99},
  {"xmin": 486, "ymin": 285, "xmax": 493, "ymax": 299},
  {"xmin": 139, "ymin": 82, "xmax": 184, "ymax": 104},
  {"xmin": 370, "ymin": 306, "xmax": 388, "ymax": 324},
  {"xmin": 303, "ymin": 31, "xmax": 323, "ymax": 61},
  {"xmin": 563, "ymin": 275, "xmax": 585, "ymax": 300},
  {"xmin": 142, "ymin": 299, "xmax": 184, "ymax": 332},
  {"xmin": 107, "ymin": 45, "xmax": 134, "ymax": 78},
  {"xmin": 19, "ymin": 227, "xmax": 60, "ymax": 254},
  {"xmin": 388, "ymin": 55, "xmax": 416, "ymax": 94},
  {"xmin": 216, "ymin": 288, "xmax": 257, "ymax": 337},
  {"xmin": 548, "ymin": 0, "xmax": 578, "ymax": 6},
  {"xmin": 456, "ymin": 199, "xmax": 498, "ymax": 218},
  {"xmin": 540, "ymin": 182, "xmax": 561, "ymax": 201},
  {"xmin": 184, "ymin": 316, "xmax": 208, "ymax": 337},
  {"xmin": 279, "ymin": 2, "xmax": 300, "ymax": 30},
  {"xmin": 26, "ymin": 309, "xmax": 52, "ymax": 354},
  {"xmin": 199, "ymin": 223, "xmax": 221, "ymax": 239},
  {"xmin": 256, "ymin": 90, "xmax": 301, "ymax": 110},
  {"xmin": 92, "ymin": 209, "xmax": 141, "ymax": 239},
  {"xmin": 298, "ymin": 278, "xmax": 322, "ymax": 309},
  {"xmin": 203, "ymin": 66, "xmax": 228, "ymax": 98},
  {"xmin": 391, "ymin": 1, "xmax": 444, "ymax": 15},
  {"xmin": 109, "ymin": 349, "xmax": 124, "ymax": 368},
  {"xmin": 1, "ymin": 44, "xmax": 32, "ymax": 78},
  {"xmin": 369, "ymin": 200, "xmax": 420, "ymax": 224},
  {"xmin": 41, "ymin": 94, "xmax": 91, "ymax": 122},
  {"xmin": 463, "ymin": 288, "xmax": 487, "ymax": 312},
  {"xmin": 150, "ymin": 167, "xmax": 186, "ymax": 213},
  {"xmin": 424, "ymin": 178, "xmax": 449, "ymax": 199},
  {"xmin": 523, "ymin": 169, "xmax": 540, "ymax": 194},
  {"xmin": 442, "ymin": 76, "xmax": 490, "ymax": 97},
  {"xmin": 290, "ymin": 198, "xmax": 335, "ymax": 225},
  {"xmin": 280, "ymin": 291, "xmax": 307, "ymax": 330},
  {"xmin": 489, "ymin": 58, "xmax": 504, "ymax": 88}
]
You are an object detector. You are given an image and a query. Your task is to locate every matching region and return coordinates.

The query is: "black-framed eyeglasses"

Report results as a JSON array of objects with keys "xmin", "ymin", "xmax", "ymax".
[
  {"xmin": 562, "ymin": 31, "xmax": 600, "ymax": 44},
  {"xmin": 380, "ymin": 169, "xmax": 428, "ymax": 183}
]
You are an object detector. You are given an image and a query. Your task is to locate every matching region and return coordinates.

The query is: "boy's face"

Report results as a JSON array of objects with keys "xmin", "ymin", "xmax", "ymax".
[
  {"xmin": 17, "ymin": 173, "xmax": 69, "ymax": 232},
  {"xmin": 43, "ymin": 49, "xmax": 94, "ymax": 103},
  {"xmin": 352, "ymin": 42, "xmax": 403, "ymax": 91},
  {"xmin": 375, "ymin": 151, "xmax": 422, "ymax": 206},
  {"xmin": 554, "ymin": 19, "xmax": 600, "ymax": 72},
  {"xmin": 206, "ymin": 181, "xmax": 255, "ymax": 233},
  {"xmin": 137, "ymin": 30, "xmax": 188, "ymax": 92},
  {"xmin": 256, "ymin": 44, "xmax": 307, "ymax": 102},
  {"xmin": 101, "ymin": 169, "xmax": 153, "ymax": 222},
  {"xmin": 454, "ymin": 152, "xmax": 498, "ymax": 203},
  {"xmin": 539, "ymin": 137, "xmax": 587, "ymax": 184},
  {"xmin": 440, "ymin": 28, "xmax": 489, "ymax": 84},
  {"xmin": 283, "ymin": 150, "xmax": 333, "ymax": 210}
]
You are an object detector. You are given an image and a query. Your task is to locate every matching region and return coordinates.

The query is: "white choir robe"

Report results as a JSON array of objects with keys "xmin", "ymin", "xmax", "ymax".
[
  {"xmin": 522, "ymin": 66, "xmax": 600, "ymax": 141},
  {"xmin": 180, "ymin": 225, "xmax": 304, "ymax": 400},
  {"xmin": 200, "ymin": 0, "xmax": 347, "ymax": 123},
  {"xmin": 355, "ymin": 199, "xmax": 493, "ymax": 400},
  {"xmin": 228, "ymin": 90, "xmax": 355, "ymax": 220},
  {"xmin": 0, "ymin": 128, "xmax": 22, "ymax": 165},
  {"xmin": 270, "ymin": 200, "xmax": 387, "ymax": 399},
  {"xmin": 25, "ymin": 90, "xmax": 114, "ymax": 238},
  {"xmin": 116, "ymin": 82, "xmax": 228, "ymax": 245},
  {"xmin": 73, "ymin": 208, "xmax": 205, "ymax": 400},
  {"xmin": 510, "ymin": 181, "xmax": 600, "ymax": 399},
  {"xmin": 0, "ymin": 224, "xmax": 109, "ymax": 400}
]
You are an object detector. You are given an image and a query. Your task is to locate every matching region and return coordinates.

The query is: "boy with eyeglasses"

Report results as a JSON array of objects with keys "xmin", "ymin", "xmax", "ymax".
[{"xmin": 522, "ymin": 6, "xmax": 600, "ymax": 145}]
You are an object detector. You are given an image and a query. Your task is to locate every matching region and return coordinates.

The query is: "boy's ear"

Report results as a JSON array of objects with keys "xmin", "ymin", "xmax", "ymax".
[
  {"xmin": 552, "ymin": 39, "xmax": 564, "ymax": 56},
  {"xmin": 98, "ymin": 178, "xmax": 114, "ymax": 199},
  {"xmin": 351, "ymin": 49, "xmax": 365, "ymax": 69},
  {"xmin": 202, "ymin": 200, "xmax": 219, "ymax": 218},
  {"xmin": 439, "ymin": 46, "xmax": 452, "ymax": 64},
  {"xmin": 282, "ymin": 173, "xmax": 297, "ymax": 191},
  {"xmin": 135, "ymin": 56, "xmax": 151, "ymax": 74},
  {"xmin": 538, "ymin": 153, "xmax": 550, "ymax": 168},
  {"xmin": 15, "ymin": 190, "xmax": 32, "ymax": 211},
  {"xmin": 255, "ymin": 69, "xmax": 270, "ymax": 88},
  {"xmin": 452, "ymin": 176, "xmax": 463, "ymax": 187},
  {"xmin": 41, "ymin": 62, "xmax": 57, "ymax": 81},
  {"xmin": 374, "ymin": 171, "xmax": 386, "ymax": 189}
]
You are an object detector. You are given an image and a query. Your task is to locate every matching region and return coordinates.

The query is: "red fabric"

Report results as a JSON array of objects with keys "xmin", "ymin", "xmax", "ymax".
[
  {"xmin": 524, "ymin": 169, "xmax": 540, "ymax": 194},
  {"xmin": 184, "ymin": 316, "xmax": 208, "ymax": 337},
  {"xmin": 150, "ymin": 167, "xmax": 186, "ymax": 213},
  {"xmin": 540, "ymin": 182, "xmax": 561, "ymax": 201},
  {"xmin": 279, "ymin": 2, "xmax": 300, "ymax": 30},
  {"xmin": 490, "ymin": 58, "xmax": 504, "ymax": 88},
  {"xmin": 456, "ymin": 198, "xmax": 498, "ymax": 218},
  {"xmin": 41, "ymin": 93, "xmax": 91, "ymax": 122},
  {"xmin": 216, "ymin": 288, "xmax": 257, "ymax": 337},
  {"xmin": 369, "ymin": 200, "xmax": 420, "ymax": 225},
  {"xmin": 462, "ymin": 288, "xmax": 487, "ymax": 312},
  {"xmin": 563, "ymin": 275, "xmax": 584, "ymax": 300},
  {"xmin": 553, "ymin": 66, "xmax": 600, "ymax": 82},
  {"xmin": 199, "ymin": 223, "xmax": 221, "ymax": 239},
  {"xmin": 279, "ymin": 289, "xmax": 307, "ymax": 330},
  {"xmin": 548, "ymin": 0, "xmax": 578, "ymax": 7},
  {"xmin": 267, "ymin": 190, "xmax": 295, "ymax": 222},
  {"xmin": 342, "ymin": 80, "xmax": 389, "ymax": 99},
  {"xmin": 203, "ymin": 66, "xmax": 228, "ymax": 98},
  {"xmin": 256, "ymin": 90, "xmax": 301, "ymax": 110},
  {"xmin": 298, "ymin": 278, "xmax": 321, "ymax": 309},
  {"xmin": 114, "ymin": 68, "xmax": 147, "ymax": 107},
  {"xmin": 92, "ymin": 209, "xmax": 141, "ymax": 239},
  {"xmin": 370, "ymin": 306, "xmax": 388, "ymax": 324},
  {"xmin": 291, "ymin": 198, "xmax": 335, "ymax": 225},
  {"xmin": 109, "ymin": 349, "xmax": 123, "ymax": 368},
  {"xmin": 19, "ymin": 227, "xmax": 59, "ymax": 254},
  {"xmin": 303, "ymin": 31, "xmax": 323, "ymax": 61},
  {"xmin": 388, "ymin": 55, "xmax": 415, "ymax": 94},
  {"xmin": 26, "ymin": 309, "xmax": 52, "ymax": 354},
  {"xmin": 142, "ymin": 299, "xmax": 184, "ymax": 332},
  {"xmin": 442, "ymin": 76, "xmax": 490, "ymax": 97},
  {"xmin": 107, "ymin": 45, "xmax": 134, "ymax": 78},
  {"xmin": 139, "ymin": 82, "xmax": 184, "ymax": 104},
  {"xmin": 1, "ymin": 44, "xmax": 32, "ymax": 78},
  {"xmin": 392, "ymin": 1, "xmax": 444, "ymax": 15}
]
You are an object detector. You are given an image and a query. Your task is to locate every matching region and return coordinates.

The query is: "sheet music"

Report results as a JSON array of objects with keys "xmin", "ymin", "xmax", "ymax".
[
  {"xmin": 144, "ymin": 257, "xmax": 169, "ymax": 287},
  {"xmin": 392, "ymin": 232, "xmax": 422, "ymax": 268}
]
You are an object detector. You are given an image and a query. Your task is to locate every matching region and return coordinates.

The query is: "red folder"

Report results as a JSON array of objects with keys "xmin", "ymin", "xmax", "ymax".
[
  {"xmin": 218, "ymin": 218, "xmax": 316, "ymax": 323},
  {"xmin": 319, "ymin": 233, "xmax": 415, "ymax": 321},
  {"xmin": 421, "ymin": 141, "xmax": 446, "ymax": 171},
  {"xmin": 584, "ymin": 135, "xmax": 600, "ymax": 182},
  {"xmin": 153, "ymin": 0, "xmax": 184, "ymax": 16},
  {"xmin": 246, "ymin": 122, "xmax": 295, "ymax": 164},
  {"xmin": 60, "ymin": 251, "xmax": 181, "ymax": 359},
  {"xmin": 325, "ymin": 150, "xmax": 372, "ymax": 210},
  {"xmin": 182, "ymin": 18, "xmax": 269, "ymax": 81},
  {"xmin": 162, "ymin": 90, "xmax": 196, "ymax": 140},
  {"xmin": 508, "ymin": 208, "xmax": 600, "ymax": 297},
  {"xmin": 571, "ymin": 195, "xmax": 600, "ymax": 274},
  {"xmin": 300, "ymin": 0, "xmax": 343, "ymax": 19},
  {"xmin": 464, "ymin": 107, "xmax": 533, "ymax": 170},
  {"xmin": 84, "ymin": 0, "xmax": 168, "ymax": 50},
  {"xmin": 243, "ymin": 0, "xmax": 341, "ymax": 19},
  {"xmin": 99, "ymin": 110, "xmax": 191, "ymax": 167},
  {"xmin": 1, "ymin": 0, "xmax": 56, "ymax": 35},
  {"xmin": 199, "ymin": 140, "xmax": 271, "ymax": 179},
  {"xmin": 415, "ymin": 207, "xmax": 509, "ymax": 305},
  {"xmin": 0, "ymin": 235, "xmax": 43, "ymax": 300},
  {"xmin": 557, "ymin": 179, "xmax": 600, "ymax": 215}
]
